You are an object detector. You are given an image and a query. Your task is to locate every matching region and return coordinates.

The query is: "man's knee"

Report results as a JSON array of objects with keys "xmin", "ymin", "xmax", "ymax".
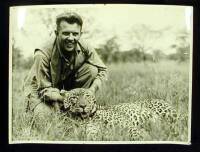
[
  {"xmin": 73, "ymin": 63, "xmax": 98, "ymax": 88},
  {"xmin": 77, "ymin": 63, "xmax": 98, "ymax": 80},
  {"xmin": 86, "ymin": 64, "xmax": 98, "ymax": 79}
]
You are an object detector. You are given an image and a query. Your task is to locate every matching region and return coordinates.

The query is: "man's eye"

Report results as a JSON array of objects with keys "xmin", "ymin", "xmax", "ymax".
[
  {"xmin": 73, "ymin": 33, "xmax": 78, "ymax": 36},
  {"xmin": 63, "ymin": 32, "xmax": 70, "ymax": 36}
]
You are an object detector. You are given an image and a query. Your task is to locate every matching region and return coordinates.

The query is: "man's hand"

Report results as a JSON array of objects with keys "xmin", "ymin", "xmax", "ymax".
[{"xmin": 40, "ymin": 88, "xmax": 64, "ymax": 102}]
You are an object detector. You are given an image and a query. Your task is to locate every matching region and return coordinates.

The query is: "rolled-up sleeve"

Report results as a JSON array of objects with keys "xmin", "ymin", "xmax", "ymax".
[
  {"xmin": 34, "ymin": 50, "xmax": 52, "ymax": 90},
  {"xmin": 23, "ymin": 50, "xmax": 52, "ymax": 98}
]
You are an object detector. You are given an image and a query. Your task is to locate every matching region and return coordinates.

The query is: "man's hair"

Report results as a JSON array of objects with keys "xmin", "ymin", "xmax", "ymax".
[{"xmin": 56, "ymin": 12, "xmax": 83, "ymax": 31}]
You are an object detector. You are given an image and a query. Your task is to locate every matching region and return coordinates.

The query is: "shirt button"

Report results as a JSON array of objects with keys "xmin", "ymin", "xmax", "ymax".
[{"xmin": 70, "ymin": 65, "xmax": 73, "ymax": 70}]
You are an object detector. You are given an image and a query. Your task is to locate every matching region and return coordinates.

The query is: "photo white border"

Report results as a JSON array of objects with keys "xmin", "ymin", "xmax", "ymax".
[{"xmin": 9, "ymin": 4, "xmax": 193, "ymax": 145}]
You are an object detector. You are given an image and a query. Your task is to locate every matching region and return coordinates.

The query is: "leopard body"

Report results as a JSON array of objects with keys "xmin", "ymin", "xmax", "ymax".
[{"xmin": 61, "ymin": 88, "xmax": 178, "ymax": 140}]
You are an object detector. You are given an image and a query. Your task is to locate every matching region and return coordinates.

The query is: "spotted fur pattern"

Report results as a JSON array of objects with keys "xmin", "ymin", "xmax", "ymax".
[{"xmin": 61, "ymin": 88, "xmax": 178, "ymax": 140}]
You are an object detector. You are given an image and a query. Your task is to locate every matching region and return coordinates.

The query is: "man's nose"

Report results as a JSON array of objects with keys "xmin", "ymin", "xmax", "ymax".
[{"xmin": 67, "ymin": 33, "xmax": 74, "ymax": 41}]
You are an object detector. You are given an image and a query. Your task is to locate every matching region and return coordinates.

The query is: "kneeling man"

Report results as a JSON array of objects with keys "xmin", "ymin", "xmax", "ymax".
[{"xmin": 23, "ymin": 12, "xmax": 107, "ymax": 119}]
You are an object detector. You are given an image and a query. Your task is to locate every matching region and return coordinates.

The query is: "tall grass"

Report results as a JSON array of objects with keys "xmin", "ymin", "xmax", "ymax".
[{"xmin": 11, "ymin": 61, "xmax": 190, "ymax": 142}]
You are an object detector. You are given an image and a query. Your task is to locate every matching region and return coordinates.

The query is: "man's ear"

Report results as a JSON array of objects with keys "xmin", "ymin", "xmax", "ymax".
[{"xmin": 55, "ymin": 30, "xmax": 58, "ymax": 36}]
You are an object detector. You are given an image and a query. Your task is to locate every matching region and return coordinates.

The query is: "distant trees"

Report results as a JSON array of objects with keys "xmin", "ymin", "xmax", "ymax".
[
  {"xmin": 97, "ymin": 47, "xmax": 162, "ymax": 64},
  {"xmin": 167, "ymin": 30, "xmax": 190, "ymax": 62},
  {"xmin": 96, "ymin": 26, "xmax": 190, "ymax": 64},
  {"xmin": 96, "ymin": 36, "xmax": 120, "ymax": 63},
  {"xmin": 12, "ymin": 38, "xmax": 34, "ymax": 70},
  {"xmin": 152, "ymin": 49, "xmax": 166, "ymax": 63},
  {"xmin": 175, "ymin": 30, "xmax": 190, "ymax": 62},
  {"xmin": 12, "ymin": 44, "xmax": 23, "ymax": 69}
]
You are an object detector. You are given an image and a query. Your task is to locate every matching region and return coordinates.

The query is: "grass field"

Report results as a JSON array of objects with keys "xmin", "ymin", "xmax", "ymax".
[{"xmin": 11, "ymin": 61, "xmax": 190, "ymax": 142}]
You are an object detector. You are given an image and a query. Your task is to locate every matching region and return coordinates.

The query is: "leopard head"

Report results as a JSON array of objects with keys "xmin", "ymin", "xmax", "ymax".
[{"xmin": 60, "ymin": 88, "xmax": 97, "ymax": 119}]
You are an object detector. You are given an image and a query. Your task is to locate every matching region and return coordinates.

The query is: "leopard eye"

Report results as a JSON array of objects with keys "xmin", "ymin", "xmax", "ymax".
[
  {"xmin": 84, "ymin": 94, "xmax": 91, "ymax": 98},
  {"xmin": 63, "ymin": 101, "xmax": 70, "ymax": 109},
  {"xmin": 85, "ymin": 94, "xmax": 90, "ymax": 97},
  {"xmin": 70, "ymin": 96, "xmax": 78, "ymax": 100}
]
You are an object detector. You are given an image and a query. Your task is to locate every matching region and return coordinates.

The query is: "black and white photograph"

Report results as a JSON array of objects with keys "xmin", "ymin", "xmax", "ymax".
[{"xmin": 9, "ymin": 4, "xmax": 193, "ymax": 144}]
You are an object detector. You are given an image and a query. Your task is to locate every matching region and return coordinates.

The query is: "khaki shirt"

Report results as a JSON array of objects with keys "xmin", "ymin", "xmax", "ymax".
[{"xmin": 23, "ymin": 36, "xmax": 108, "ymax": 99}]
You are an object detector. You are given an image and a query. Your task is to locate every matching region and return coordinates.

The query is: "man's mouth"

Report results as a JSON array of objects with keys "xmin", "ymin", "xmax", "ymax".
[{"xmin": 66, "ymin": 43, "xmax": 74, "ymax": 47}]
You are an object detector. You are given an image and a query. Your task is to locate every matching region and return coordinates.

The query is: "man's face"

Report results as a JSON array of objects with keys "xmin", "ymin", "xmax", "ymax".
[{"xmin": 57, "ymin": 20, "xmax": 82, "ymax": 52}]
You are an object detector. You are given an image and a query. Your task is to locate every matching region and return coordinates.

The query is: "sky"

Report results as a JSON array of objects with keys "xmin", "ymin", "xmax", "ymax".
[{"xmin": 10, "ymin": 4, "xmax": 193, "ymax": 57}]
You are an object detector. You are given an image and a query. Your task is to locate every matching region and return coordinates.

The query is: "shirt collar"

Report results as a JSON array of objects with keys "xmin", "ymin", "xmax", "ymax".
[{"xmin": 75, "ymin": 42, "xmax": 81, "ymax": 54}]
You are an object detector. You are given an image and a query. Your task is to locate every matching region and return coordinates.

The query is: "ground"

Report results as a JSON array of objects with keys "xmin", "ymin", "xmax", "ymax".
[{"xmin": 11, "ymin": 61, "xmax": 190, "ymax": 142}]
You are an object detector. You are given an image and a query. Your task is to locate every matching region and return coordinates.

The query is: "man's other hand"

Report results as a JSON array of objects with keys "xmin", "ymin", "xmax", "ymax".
[{"xmin": 40, "ymin": 88, "xmax": 63, "ymax": 102}]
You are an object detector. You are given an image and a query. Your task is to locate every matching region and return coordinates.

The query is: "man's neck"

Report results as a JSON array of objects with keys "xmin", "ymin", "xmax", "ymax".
[{"xmin": 62, "ymin": 51, "xmax": 75, "ymax": 61}]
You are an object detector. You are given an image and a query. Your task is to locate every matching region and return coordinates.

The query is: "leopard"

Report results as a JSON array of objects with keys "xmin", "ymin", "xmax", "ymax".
[
  {"xmin": 60, "ymin": 88, "xmax": 97, "ymax": 120},
  {"xmin": 60, "ymin": 88, "xmax": 179, "ymax": 141}
]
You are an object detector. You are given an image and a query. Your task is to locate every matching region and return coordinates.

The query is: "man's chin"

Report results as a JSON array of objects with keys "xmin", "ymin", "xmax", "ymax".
[{"xmin": 64, "ymin": 47, "xmax": 75, "ymax": 52}]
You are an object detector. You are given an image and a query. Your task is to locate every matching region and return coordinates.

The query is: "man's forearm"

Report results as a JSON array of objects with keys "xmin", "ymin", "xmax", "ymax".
[
  {"xmin": 90, "ymin": 67, "xmax": 108, "ymax": 93},
  {"xmin": 57, "ymin": 92, "xmax": 64, "ymax": 103},
  {"xmin": 89, "ymin": 78, "xmax": 102, "ymax": 93}
]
